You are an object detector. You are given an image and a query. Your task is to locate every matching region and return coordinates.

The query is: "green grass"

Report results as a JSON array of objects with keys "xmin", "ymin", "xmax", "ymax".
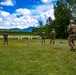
[{"xmin": 0, "ymin": 39, "xmax": 76, "ymax": 75}]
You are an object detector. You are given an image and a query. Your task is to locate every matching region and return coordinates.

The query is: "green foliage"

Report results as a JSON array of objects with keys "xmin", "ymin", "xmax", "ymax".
[
  {"xmin": 32, "ymin": 27, "xmax": 44, "ymax": 35},
  {"xmin": 0, "ymin": 30, "xmax": 33, "ymax": 35},
  {"xmin": 65, "ymin": 0, "xmax": 76, "ymax": 20},
  {"xmin": 32, "ymin": 24, "xmax": 52, "ymax": 38},
  {"xmin": 65, "ymin": 0, "xmax": 76, "ymax": 5},
  {"xmin": 52, "ymin": 0, "xmax": 72, "ymax": 38},
  {"xmin": 38, "ymin": 21, "xmax": 44, "ymax": 28},
  {"xmin": 44, "ymin": 24, "xmax": 51, "ymax": 38},
  {"xmin": 32, "ymin": 20, "xmax": 45, "ymax": 36}
]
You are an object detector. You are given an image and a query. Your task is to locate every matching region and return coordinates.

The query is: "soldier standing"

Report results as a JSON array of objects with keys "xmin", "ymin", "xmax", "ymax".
[
  {"xmin": 3, "ymin": 30, "xmax": 8, "ymax": 45},
  {"xmin": 67, "ymin": 20, "xmax": 76, "ymax": 51},
  {"xmin": 41, "ymin": 30, "xmax": 46, "ymax": 44},
  {"xmin": 50, "ymin": 28, "xmax": 56, "ymax": 44}
]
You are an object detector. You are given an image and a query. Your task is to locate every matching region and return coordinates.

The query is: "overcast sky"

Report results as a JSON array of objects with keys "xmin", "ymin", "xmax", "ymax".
[{"xmin": 0, "ymin": 0, "xmax": 57, "ymax": 29}]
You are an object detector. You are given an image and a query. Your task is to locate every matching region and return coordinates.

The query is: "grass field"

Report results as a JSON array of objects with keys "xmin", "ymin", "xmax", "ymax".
[{"xmin": 0, "ymin": 38, "xmax": 76, "ymax": 75}]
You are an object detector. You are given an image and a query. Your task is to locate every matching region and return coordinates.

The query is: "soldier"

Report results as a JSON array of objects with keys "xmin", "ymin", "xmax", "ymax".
[
  {"xmin": 41, "ymin": 30, "xmax": 46, "ymax": 44},
  {"xmin": 67, "ymin": 19, "xmax": 76, "ymax": 51},
  {"xmin": 50, "ymin": 28, "xmax": 56, "ymax": 44},
  {"xmin": 3, "ymin": 30, "xmax": 8, "ymax": 45}
]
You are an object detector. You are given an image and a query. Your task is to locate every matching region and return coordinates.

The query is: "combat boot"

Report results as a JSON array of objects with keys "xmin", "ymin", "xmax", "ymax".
[
  {"xmin": 70, "ymin": 47, "xmax": 74, "ymax": 51},
  {"xmin": 73, "ymin": 48, "xmax": 76, "ymax": 51}
]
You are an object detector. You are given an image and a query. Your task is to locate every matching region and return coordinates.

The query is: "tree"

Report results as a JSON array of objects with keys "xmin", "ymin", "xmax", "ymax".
[
  {"xmin": 65, "ymin": 0, "xmax": 76, "ymax": 5},
  {"xmin": 38, "ymin": 20, "xmax": 43, "ymax": 28},
  {"xmin": 32, "ymin": 21, "xmax": 44, "ymax": 35},
  {"xmin": 46, "ymin": 16, "xmax": 53, "ymax": 25},
  {"xmin": 52, "ymin": 0, "xmax": 72, "ymax": 38},
  {"xmin": 65, "ymin": 0, "xmax": 76, "ymax": 20}
]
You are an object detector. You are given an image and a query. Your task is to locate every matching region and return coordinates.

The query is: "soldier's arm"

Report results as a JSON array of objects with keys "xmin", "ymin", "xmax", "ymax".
[{"xmin": 67, "ymin": 26, "xmax": 72, "ymax": 33}]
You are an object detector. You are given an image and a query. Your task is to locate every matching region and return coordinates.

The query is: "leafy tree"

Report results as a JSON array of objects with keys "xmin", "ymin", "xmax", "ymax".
[
  {"xmin": 65, "ymin": 0, "xmax": 76, "ymax": 5},
  {"xmin": 38, "ymin": 20, "xmax": 43, "ymax": 28},
  {"xmin": 46, "ymin": 16, "xmax": 53, "ymax": 25},
  {"xmin": 65, "ymin": 0, "xmax": 76, "ymax": 20},
  {"xmin": 52, "ymin": 0, "xmax": 72, "ymax": 38},
  {"xmin": 44, "ymin": 16, "xmax": 53, "ymax": 38}
]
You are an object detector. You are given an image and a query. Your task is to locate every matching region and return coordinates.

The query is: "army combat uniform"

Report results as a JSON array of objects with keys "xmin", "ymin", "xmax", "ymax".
[
  {"xmin": 50, "ymin": 28, "xmax": 56, "ymax": 44},
  {"xmin": 41, "ymin": 30, "xmax": 46, "ymax": 44},
  {"xmin": 67, "ymin": 20, "xmax": 76, "ymax": 51},
  {"xmin": 3, "ymin": 31, "xmax": 8, "ymax": 45}
]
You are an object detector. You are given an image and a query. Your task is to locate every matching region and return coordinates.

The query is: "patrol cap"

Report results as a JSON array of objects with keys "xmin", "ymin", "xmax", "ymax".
[{"xmin": 70, "ymin": 19, "xmax": 75, "ymax": 23}]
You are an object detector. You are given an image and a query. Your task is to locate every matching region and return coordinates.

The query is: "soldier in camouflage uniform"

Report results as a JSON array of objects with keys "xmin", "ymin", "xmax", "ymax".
[
  {"xmin": 3, "ymin": 30, "xmax": 8, "ymax": 45},
  {"xmin": 67, "ymin": 20, "xmax": 76, "ymax": 51},
  {"xmin": 41, "ymin": 30, "xmax": 46, "ymax": 44},
  {"xmin": 50, "ymin": 28, "xmax": 56, "ymax": 44}
]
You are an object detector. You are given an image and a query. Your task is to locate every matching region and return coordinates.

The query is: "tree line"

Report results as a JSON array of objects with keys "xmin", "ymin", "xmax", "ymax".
[{"xmin": 0, "ymin": 0, "xmax": 75, "ymax": 38}]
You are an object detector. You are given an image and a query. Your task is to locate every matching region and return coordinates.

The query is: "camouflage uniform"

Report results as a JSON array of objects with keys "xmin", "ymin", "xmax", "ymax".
[
  {"xmin": 67, "ymin": 20, "xmax": 76, "ymax": 51},
  {"xmin": 50, "ymin": 28, "xmax": 56, "ymax": 44},
  {"xmin": 41, "ymin": 30, "xmax": 46, "ymax": 44},
  {"xmin": 3, "ymin": 31, "xmax": 8, "ymax": 45}
]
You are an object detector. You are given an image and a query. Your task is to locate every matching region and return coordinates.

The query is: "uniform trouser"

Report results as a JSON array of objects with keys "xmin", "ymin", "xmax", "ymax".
[
  {"xmin": 4, "ymin": 38, "xmax": 8, "ymax": 44},
  {"xmin": 68, "ymin": 34, "xmax": 75, "ymax": 50},
  {"xmin": 50, "ymin": 38, "xmax": 55, "ymax": 44},
  {"xmin": 41, "ymin": 37, "xmax": 45, "ymax": 43}
]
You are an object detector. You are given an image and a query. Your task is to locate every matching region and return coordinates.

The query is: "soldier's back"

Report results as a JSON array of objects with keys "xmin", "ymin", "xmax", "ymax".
[
  {"xmin": 41, "ymin": 31, "xmax": 45, "ymax": 37},
  {"xmin": 50, "ymin": 31, "xmax": 56, "ymax": 37},
  {"xmin": 3, "ymin": 33, "xmax": 8, "ymax": 38},
  {"xmin": 67, "ymin": 24, "xmax": 76, "ymax": 34}
]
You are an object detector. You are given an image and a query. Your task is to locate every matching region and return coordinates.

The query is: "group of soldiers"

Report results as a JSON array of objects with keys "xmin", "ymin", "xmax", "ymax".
[
  {"xmin": 40, "ymin": 19, "xmax": 76, "ymax": 51},
  {"xmin": 40, "ymin": 28, "xmax": 56, "ymax": 44},
  {"xmin": 2, "ymin": 19, "xmax": 76, "ymax": 51}
]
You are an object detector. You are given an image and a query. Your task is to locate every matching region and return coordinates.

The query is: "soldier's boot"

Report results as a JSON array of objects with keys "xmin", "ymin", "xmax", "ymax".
[
  {"xmin": 53, "ymin": 42, "xmax": 55, "ymax": 44},
  {"xmin": 7, "ymin": 40, "xmax": 8, "ymax": 44},
  {"xmin": 70, "ymin": 46, "xmax": 74, "ymax": 51},
  {"xmin": 44, "ymin": 41, "xmax": 45, "ymax": 44},
  {"xmin": 73, "ymin": 47, "xmax": 76, "ymax": 51},
  {"xmin": 69, "ymin": 42, "xmax": 74, "ymax": 51},
  {"xmin": 50, "ymin": 40, "xmax": 52, "ymax": 44},
  {"xmin": 70, "ymin": 46, "xmax": 76, "ymax": 51}
]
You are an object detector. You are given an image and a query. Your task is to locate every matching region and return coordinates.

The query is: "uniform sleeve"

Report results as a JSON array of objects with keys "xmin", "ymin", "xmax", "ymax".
[
  {"xmin": 67, "ymin": 26, "xmax": 70, "ymax": 32},
  {"xmin": 67, "ymin": 25, "xmax": 71, "ymax": 33},
  {"xmin": 67, "ymin": 25, "xmax": 73, "ymax": 34}
]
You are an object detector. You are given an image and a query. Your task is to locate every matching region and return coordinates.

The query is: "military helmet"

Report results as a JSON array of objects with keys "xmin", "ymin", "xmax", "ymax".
[{"xmin": 70, "ymin": 19, "xmax": 75, "ymax": 23}]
